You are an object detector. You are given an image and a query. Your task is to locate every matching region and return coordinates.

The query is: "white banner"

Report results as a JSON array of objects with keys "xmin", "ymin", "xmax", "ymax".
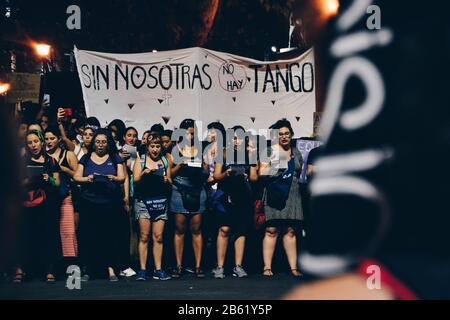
[{"xmin": 74, "ymin": 47, "xmax": 315, "ymax": 138}]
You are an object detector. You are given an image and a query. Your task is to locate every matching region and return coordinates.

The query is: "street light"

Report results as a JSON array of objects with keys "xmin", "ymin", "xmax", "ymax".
[
  {"xmin": 35, "ymin": 43, "xmax": 51, "ymax": 58},
  {"xmin": 32, "ymin": 42, "xmax": 53, "ymax": 74},
  {"xmin": 0, "ymin": 83, "xmax": 11, "ymax": 96},
  {"xmin": 320, "ymin": 0, "xmax": 339, "ymax": 19}
]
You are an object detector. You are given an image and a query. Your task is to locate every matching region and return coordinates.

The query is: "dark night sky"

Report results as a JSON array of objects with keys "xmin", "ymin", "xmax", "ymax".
[{"xmin": 1, "ymin": 0, "xmax": 295, "ymax": 73}]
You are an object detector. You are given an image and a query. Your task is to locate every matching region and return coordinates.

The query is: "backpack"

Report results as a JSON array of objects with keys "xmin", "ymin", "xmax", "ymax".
[
  {"xmin": 137, "ymin": 153, "xmax": 170, "ymax": 214},
  {"xmin": 140, "ymin": 153, "xmax": 168, "ymax": 173},
  {"xmin": 134, "ymin": 153, "xmax": 170, "ymax": 198}
]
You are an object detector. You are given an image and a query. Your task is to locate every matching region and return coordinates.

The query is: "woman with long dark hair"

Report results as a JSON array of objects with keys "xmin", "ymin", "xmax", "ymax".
[
  {"xmin": 170, "ymin": 119, "xmax": 207, "ymax": 278},
  {"xmin": 74, "ymin": 126, "xmax": 95, "ymax": 161},
  {"xmin": 74, "ymin": 128, "xmax": 126, "ymax": 281},
  {"xmin": 108, "ymin": 119, "xmax": 126, "ymax": 149},
  {"xmin": 15, "ymin": 130, "xmax": 61, "ymax": 283},
  {"xmin": 212, "ymin": 126, "xmax": 254, "ymax": 279},
  {"xmin": 44, "ymin": 126, "xmax": 79, "ymax": 258}
]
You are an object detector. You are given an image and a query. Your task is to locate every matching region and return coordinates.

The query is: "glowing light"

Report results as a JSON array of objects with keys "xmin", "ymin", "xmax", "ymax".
[
  {"xmin": 321, "ymin": 0, "xmax": 340, "ymax": 18},
  {"xmin": 271, "ymin": 46, "xmax": 277, "ymax": 53},
  {"xmin": 35, "ymin": 44, "xmax": 51, "ymax": 58},
  {"xmin": 152, "ymin": 49, "xmax": 158, "ymax": 53},
  {"xmin": 0, "ymin": 83, "xmax": 11, "ymax": 95}
]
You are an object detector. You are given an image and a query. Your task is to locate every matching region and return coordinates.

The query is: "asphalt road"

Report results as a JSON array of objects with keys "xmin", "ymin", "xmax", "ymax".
[{"xmin": 0, "ymin": 272, "xmax": 302, "ymax": 300}]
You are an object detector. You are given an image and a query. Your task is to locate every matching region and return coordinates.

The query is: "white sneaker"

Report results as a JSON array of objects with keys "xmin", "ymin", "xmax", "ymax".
[{"xmin": 120, "ymin": 267, "xmax": 136, "ymax": 277}]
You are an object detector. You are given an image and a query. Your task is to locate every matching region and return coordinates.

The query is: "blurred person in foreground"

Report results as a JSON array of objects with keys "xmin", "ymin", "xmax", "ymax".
[{"xmin": 285, "ymin": 0, "xmax": 450, "ymax": 299}]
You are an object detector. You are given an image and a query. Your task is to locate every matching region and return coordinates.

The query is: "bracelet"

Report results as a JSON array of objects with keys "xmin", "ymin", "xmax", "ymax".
[{"xmin": 48, "ymin": 176, "xmax": 58, "ymax": 187}]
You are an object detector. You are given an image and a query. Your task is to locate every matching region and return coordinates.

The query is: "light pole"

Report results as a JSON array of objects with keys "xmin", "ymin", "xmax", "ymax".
[
  {"xmin": 33, "ymin": 42, "xmax": 53, "ymax": 114},
  {"xmin": 34, "ymin": 43, "xmax": 52, "ymax": 74}
]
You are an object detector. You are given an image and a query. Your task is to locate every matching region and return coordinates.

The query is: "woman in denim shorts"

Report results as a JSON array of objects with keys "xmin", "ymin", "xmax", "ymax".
[
  {"xmin": 170, "ymin": 119, "xmax": 208, "ymax": 278},
  {"xmin": 133, "ymin": 132, "xmax": 172, "ymax": 281}
]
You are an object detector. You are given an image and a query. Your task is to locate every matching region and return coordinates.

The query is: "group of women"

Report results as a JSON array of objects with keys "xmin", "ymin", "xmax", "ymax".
[{"xmin": 14, "ymin": 108, "xmax": 306, "ymax": 283}]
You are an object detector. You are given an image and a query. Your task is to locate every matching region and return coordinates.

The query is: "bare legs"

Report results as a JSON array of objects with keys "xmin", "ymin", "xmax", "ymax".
[
  {"xmin": 138, "ymin": 219, "xmax": 151, "ymax": 270},
  {"xmin": 152, "ymin": 220, "xmax": 165, "ymax": 270},
  {"xmin": 262, "ymin": 226, "xmax": 299, "ymax": 276},
  {"xmin": 216, "ymin": 226, "xmax": 245, "ymax": 267},
  {"xmin": 174, "ymin": 213, "xmax": 203, "ymax": 269}
]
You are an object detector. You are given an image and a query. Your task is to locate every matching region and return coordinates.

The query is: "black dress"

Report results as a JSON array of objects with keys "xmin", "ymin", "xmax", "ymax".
[{"xmin": 18, "ymin": 156, "xmax": 62, "ymax": 275}]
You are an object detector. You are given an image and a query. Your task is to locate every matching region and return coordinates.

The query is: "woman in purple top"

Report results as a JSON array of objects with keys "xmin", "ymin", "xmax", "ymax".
[{"xmin": 74, "ymin": 129, "xmax": 126, "ymax": 281}]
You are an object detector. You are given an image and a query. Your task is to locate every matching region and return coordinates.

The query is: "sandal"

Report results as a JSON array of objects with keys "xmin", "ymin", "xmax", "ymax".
[
  {"xmin": 171, "ymin": 265, "xmax": 183, "ymax": 278},
  {"xmin": 13, "ymin": 272, "xmax": 24, "ymax": 284},
  {"xmin": 46, "ymin": 274, "xmax": 56, "ymax": 284},
  {"xmin": 262, "ymin": 268, "xmax": 273, "ymax": 277},
  {"xmin": 195, "ymin": 268, "xmax": 206, "ymax": 278},
  {"xmin": 290, "ymin": 269, "xmax": 303, "ymax": 278}
]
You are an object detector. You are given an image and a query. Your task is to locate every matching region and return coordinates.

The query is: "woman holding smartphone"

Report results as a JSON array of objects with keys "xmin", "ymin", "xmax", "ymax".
[
  {"xmin": 15, "ymin": 130, "xmax": 61, "ymax": 283},
  {"xmin": 211, "ymin": 126, "xmax": 254, "ymax": 279},
  {"xmin": 44, "ymin": 127, "xmax": 78, "ymax": 259},
  {"xmin": 74, "ymin": 128, "xmax": 126, "ymax": 281},
  {"xmin": 133, "ymin": 132, "xmax": 172, "ymax": 281}
]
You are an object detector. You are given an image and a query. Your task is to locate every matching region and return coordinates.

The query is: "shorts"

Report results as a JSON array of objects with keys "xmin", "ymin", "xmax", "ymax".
[
  {"xmin": 216, "ymin": 201, "xmax": 253, "ymax": 237},
  {"xmin": 134, "ymin": 199, "xmax": 168, "ymax": 222}
]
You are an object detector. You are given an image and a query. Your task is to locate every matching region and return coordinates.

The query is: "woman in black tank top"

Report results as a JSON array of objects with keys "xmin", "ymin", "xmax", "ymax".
[
  {"xmin": 169, "ymin": 119, "xmax": 207, "ymax": 278},
  {"xmin": 44, "ymin": 127, "xmax": 79, "ymax": 260}
]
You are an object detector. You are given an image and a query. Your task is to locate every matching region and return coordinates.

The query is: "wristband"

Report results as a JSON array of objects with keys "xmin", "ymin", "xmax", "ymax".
[{"xmin": 48, "ymin": 176, "xmax": 58, "ymax": 187}]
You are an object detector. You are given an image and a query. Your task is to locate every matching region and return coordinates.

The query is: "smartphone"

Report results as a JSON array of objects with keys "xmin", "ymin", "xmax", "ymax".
[
  {"xmin": 26, "ymin": 165, "xmax": 44, "ymax": 178},
  {"xmin": 151, "ymin": 167, "xmax": 165, "ymax": 177},
  {"xmin": 64, "ymin": 108, "xmax": 73, "ymax": 117},
  {"xmin": 230, "ymin": 165, "xmax": 246, "ymax": 176},
  {"xmin": 93, "ymin": 173, "xmax": 108, "ymax": 183},
  {"xmin": 187, "ymin": 161, "xmax": 202, "ymax": 168}
]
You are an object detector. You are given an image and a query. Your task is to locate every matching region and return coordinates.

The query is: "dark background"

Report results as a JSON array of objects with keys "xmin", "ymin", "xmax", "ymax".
[{"xmin": 0, "ymin": 0, "xmax": 296, "ymax": 73}]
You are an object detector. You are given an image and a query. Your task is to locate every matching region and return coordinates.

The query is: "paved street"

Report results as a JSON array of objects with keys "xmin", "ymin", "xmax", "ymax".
[{"xmin": 0, "ymin": 273, "xmax": 302, "ymax": 300}]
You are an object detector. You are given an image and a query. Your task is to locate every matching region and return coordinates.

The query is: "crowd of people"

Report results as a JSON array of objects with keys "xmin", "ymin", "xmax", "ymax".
[{"xmin": 10, "ymin": 104, "xmax": 320, "ymax": 284}]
